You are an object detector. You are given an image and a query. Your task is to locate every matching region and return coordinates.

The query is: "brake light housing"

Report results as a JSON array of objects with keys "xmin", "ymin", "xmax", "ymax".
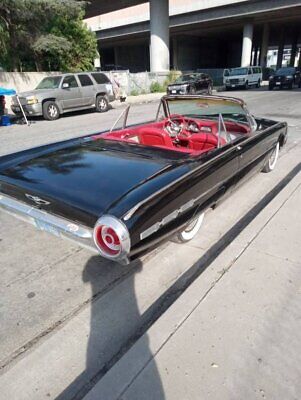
[{"xmin": 93, "ymin": 215, "xmax": 131, "ymax": 261}]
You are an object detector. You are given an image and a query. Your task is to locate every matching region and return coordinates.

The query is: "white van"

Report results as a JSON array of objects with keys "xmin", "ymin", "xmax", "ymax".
[{"xmin": 224, "ymin": 66, "xmax": 262, "ymax": 90}]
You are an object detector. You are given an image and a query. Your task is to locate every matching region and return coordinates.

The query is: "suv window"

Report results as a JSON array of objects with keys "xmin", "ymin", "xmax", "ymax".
[
  {"xmin": 78, "ymin": 74, "xmax": 93, "ymax": 87},
  {"xmin": 253, "ymin": 67, "xmax": 261, "ymax": 73},
  {"xmin": 62, "ymin": 75, "xmax": 78, "ymax": 88},
  {"xmin": 91, "ymin": 73, "xmax": 110, "ymax": 84}
]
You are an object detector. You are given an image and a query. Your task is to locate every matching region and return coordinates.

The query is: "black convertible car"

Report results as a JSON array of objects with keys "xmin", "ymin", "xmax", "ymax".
[
  {"xmin": 0, "ymin": 95, "xmax": 287, "ymax": 264},
  {"xmin": 167, "ymin": 73, "xmax": 213, "ymax": 95}
]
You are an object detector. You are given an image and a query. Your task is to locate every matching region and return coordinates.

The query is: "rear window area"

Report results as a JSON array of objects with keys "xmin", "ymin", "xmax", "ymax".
[{"xmin": 91, "ymin": 73, "xmax": 110, "ymax": 84}]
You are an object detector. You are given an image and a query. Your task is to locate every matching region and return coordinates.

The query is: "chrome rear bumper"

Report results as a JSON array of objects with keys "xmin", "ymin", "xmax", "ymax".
[{"xmin": 0, "ymin": 193, "xmax": 97, "ymax": 253}]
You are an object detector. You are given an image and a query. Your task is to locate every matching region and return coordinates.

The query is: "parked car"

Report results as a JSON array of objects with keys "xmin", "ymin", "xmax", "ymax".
[
  {"xmin": 0, "ymin": 95, "xmax": 287, "ymax": 264},
  {"xmin": 224, "ymin": 66, "xmax": 262, "ymax": 90},
  {"xmin": 11, "ymin": 72, "xmax": 115, "ymax": 121},
  {"xmin": 167, "ymin": 73, "xmax": 213, "ymax": 95},
  {"xmin": 268, "ymin": 67, "xmax": 301, "ymax": 90}
]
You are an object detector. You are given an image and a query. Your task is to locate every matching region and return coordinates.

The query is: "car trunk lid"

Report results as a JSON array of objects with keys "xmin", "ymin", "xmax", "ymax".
[{"xmin": 0, "ymin": 139, "xmax": 174, "ymax": 227}]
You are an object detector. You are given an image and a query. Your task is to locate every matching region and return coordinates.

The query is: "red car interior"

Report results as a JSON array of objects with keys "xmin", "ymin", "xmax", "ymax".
[{"xmin": 92, "ymin": 117, "xmax": 250, "ymax": 156}]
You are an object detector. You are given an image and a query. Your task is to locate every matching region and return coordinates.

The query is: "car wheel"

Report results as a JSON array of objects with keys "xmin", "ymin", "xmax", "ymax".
[
  {"xmin": 207, "ymin": 84, "xmax": 213, "ymax": 95},
  {"xmin": 176, "ymin": 213, "xmax": 205, "ymax": 243},
  {"xmin": 298, "ymin": 81, "xmax": 301, "ymax": 88},
  {"xmin": 256, "ymin": 79, "xmax": 261, "ymax": 88},
  {"xmin": 42, "ymin": 101, "xmax": 60, "ymax": 121},
  {"xmin": 262, "ymin": 142, "xmax": 279, "ymax": 173},
  {"xmin": 288, "ymin": 82, "xmax": 293, "ymax": 90},
  {"xmin": 189, "ymin": 86, "xmax": 196, "ymax": 94},
  {"xmin": 244, "ymin": 81, "xmax": 249, "ymax": 90},
  {"xmin": 268, "ymin": 85, "xmax": 274, "ymax": 91},
  {"xmin": 96, "ymin": 95, "xmax": 109, "ymax": 112}
]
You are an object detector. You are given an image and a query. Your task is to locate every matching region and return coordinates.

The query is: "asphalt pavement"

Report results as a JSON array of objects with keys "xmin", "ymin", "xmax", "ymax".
[{"xmin": 0, "ymin": 87, "xmax": 300, "ymax": 400}]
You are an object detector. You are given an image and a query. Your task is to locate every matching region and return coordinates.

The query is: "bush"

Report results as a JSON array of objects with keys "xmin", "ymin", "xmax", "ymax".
[
  {"xmin": 150, "ymin": 81, "xmax": 165, "ymax": 93},
  {"xmin": 130, "ymin": 89, "xmax": 139, "ymax": 96}
]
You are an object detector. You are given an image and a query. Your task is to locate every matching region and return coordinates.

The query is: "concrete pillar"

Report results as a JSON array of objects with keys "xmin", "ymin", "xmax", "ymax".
[
  {"xmin": 253, "ymin": 46, "xmax": 259, "ymax": 66},
  {"xmin": 260, "ymin": 23, "xmax": 269, "ymax": 67},
  {"xmin": 172, "ymin": 37, "xmax": 178, "ymax": 70},
  {"xmin": 276, "ymin": 29, "xmax": 284, "ymax": 69},
  {"xmin": 289, "ymin": 32, "xmax": 299, "ymax": 67},
  {"xmin": 150, "ymin": 0, "xmax": 170, "ymax": 72},
  {"xmin": 241, "ymin": 23, "xmax": 253, "ymax": 67}
]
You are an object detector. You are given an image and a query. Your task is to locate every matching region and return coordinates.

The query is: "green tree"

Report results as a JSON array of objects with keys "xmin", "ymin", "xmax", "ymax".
[{"xmin": 0, "ymin": 0, "xmax": 98, "ymax": 72}]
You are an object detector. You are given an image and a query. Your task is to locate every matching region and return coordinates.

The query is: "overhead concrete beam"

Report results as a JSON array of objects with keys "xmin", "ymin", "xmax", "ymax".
[{"xmin": 85, "ymin": 0, "xmax": 145, "ymax": 18}]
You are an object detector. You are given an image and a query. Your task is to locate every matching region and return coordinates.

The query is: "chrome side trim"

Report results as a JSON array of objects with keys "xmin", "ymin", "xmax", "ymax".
[{"xmin": 0, "ymin": 193, "xmax": 97, "ymax": 253}]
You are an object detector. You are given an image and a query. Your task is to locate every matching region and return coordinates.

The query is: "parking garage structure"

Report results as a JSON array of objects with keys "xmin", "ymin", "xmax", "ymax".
[{"xmin": 86, "ymin": 0, "xmax": 301, "ymax": 73}]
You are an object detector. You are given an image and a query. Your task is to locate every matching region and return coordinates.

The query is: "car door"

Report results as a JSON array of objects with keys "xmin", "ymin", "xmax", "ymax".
[
  {"xmin": 77, "ymin": 74, "xmax": 97, "ymax": 107},
  {"xmin": 248, "ymin": 68, "xmax": 254, "ymax": 85},
  {"xmin": 60, "ymin": 75, "xmax": 82, "ymax": 110},
  {"xmin": 235, "ymin": 119, "xmax": 279, "ymax": 185},
  {"xmin": 294, "ymin": 68, "xmax": 301, "ymax": 86},
  {"xmin": 198, "ymin": 74, "xmax": 208, "ymax": 93}
]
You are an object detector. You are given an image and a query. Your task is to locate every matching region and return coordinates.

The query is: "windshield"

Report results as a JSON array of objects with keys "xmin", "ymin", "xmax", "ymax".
[
  {"xmin": 228, "ymin": 68, "xmax": 248, "ymax": 76},
  {"xmin": 36, "ymin": 76, "xmax": 62, "ymax": 89},
  {"xmin": 275, "ymin": 67, "xmax": 295, "ymax": 75},
  {"xmin": 166, "ymin": 98, "xmax": 250, "ymax": 125},
  {"xmin": 175, "ymin": 74, "xmax": 198, "ymax": 83}
]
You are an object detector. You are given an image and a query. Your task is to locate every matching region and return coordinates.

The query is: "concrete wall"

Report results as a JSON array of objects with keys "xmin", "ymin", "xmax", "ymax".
[
  {"xmin": 0, "ymin": 71, "xmax": 170, "ymax": 109},
  {"xmin": 0, "ymin": 72, "xmax": 60, "ymax": 108}
]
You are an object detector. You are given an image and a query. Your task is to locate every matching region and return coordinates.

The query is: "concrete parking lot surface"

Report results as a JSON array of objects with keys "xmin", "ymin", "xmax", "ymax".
[{"xmin": 0, "ymin": 88, "xmax": 300, "ymax": 400}]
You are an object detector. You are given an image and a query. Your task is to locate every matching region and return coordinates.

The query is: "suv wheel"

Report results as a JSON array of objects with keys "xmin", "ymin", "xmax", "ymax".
[
  {"xmin": 96, "ymin": 95, "xmax": 109, "ymax": 112},
  {"xmin": 43, "ymin": 101, "xmax": 60, "ymax": 121},
  {"xmin": 207, "ymin": 84, "xmax": 213, "ymax": 95},
  {"xmin": 244, "ymin": 81, "xmax": 249, "ymax": 90},
  {"xmin": 256, "ymin": 79, "xmax": 261, "ymax": 88}
]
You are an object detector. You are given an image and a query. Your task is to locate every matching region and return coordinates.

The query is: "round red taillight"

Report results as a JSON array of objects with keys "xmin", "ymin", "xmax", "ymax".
[
  {"xmin": 95, "ymin": 225, "xmax": 121, "ymax": 256},
  {"xmin": 93, "ymin": 215, "xmax": 131, "ymax": 260}
]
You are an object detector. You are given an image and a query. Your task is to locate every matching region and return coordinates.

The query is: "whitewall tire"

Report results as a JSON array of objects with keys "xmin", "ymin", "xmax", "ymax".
[
  {"xmin": 176, "ymin": 213, "xmax": 205, "ymax": 243},
  {"xmin": 262, "ymin": 142, "xmax": 279, "ymax": 173}
]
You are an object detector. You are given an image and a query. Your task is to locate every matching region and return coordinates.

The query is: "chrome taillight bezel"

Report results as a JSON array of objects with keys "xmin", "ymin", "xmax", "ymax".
[{"xmin": 93, "ymin": 215, "xmax": 131, "ymax": 260}]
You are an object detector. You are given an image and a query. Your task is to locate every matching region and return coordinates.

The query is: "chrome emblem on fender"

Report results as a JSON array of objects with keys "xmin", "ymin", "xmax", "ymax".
[{"xmin": 25, "ymin": 194, "xmax": 51, "ymax": 206}]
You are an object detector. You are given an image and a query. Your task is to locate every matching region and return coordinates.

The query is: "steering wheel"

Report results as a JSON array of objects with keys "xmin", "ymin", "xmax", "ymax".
[{"xmin": 164, "ymin": 114, "xmax": 187, "ymax": 138}]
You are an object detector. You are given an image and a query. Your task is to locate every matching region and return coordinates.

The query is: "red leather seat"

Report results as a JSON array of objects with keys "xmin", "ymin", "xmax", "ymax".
[
  {"xmin": 137, "ymin": 127, "xmax": 174, "ymax": 148},
  {"xmin": 188, "ymin": 133, "xmax": 224, "ymax": 151}
]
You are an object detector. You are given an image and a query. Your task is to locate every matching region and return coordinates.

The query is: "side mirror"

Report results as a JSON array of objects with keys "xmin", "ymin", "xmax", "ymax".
[{"xmin": 62, "ymin": 82, "xmax": 69, "ymax": 89}]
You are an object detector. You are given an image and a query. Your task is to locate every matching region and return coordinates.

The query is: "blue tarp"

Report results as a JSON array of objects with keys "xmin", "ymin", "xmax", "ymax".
[{"xmin": 0, "ymin": 87, "xmax": 16, "ymax": 96}]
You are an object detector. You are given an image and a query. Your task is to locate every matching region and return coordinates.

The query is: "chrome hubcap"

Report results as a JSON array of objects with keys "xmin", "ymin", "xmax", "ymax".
[
  {"xmin": 269, "ymin": 143, "xmax": 279, "ymax": 169},
  {"xmin": 48, "ymin": 105, "xmax": 57, "ymax": 118},
  {"xmin": 99, "ymin": 99, "xmax": 106, "ymax": 109}
]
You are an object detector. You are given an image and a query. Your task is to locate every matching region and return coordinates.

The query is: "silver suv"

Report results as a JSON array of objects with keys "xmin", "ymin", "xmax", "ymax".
[{"xmin": 11, "ymin": 72, "xmax": 115, "ymax": 120}]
